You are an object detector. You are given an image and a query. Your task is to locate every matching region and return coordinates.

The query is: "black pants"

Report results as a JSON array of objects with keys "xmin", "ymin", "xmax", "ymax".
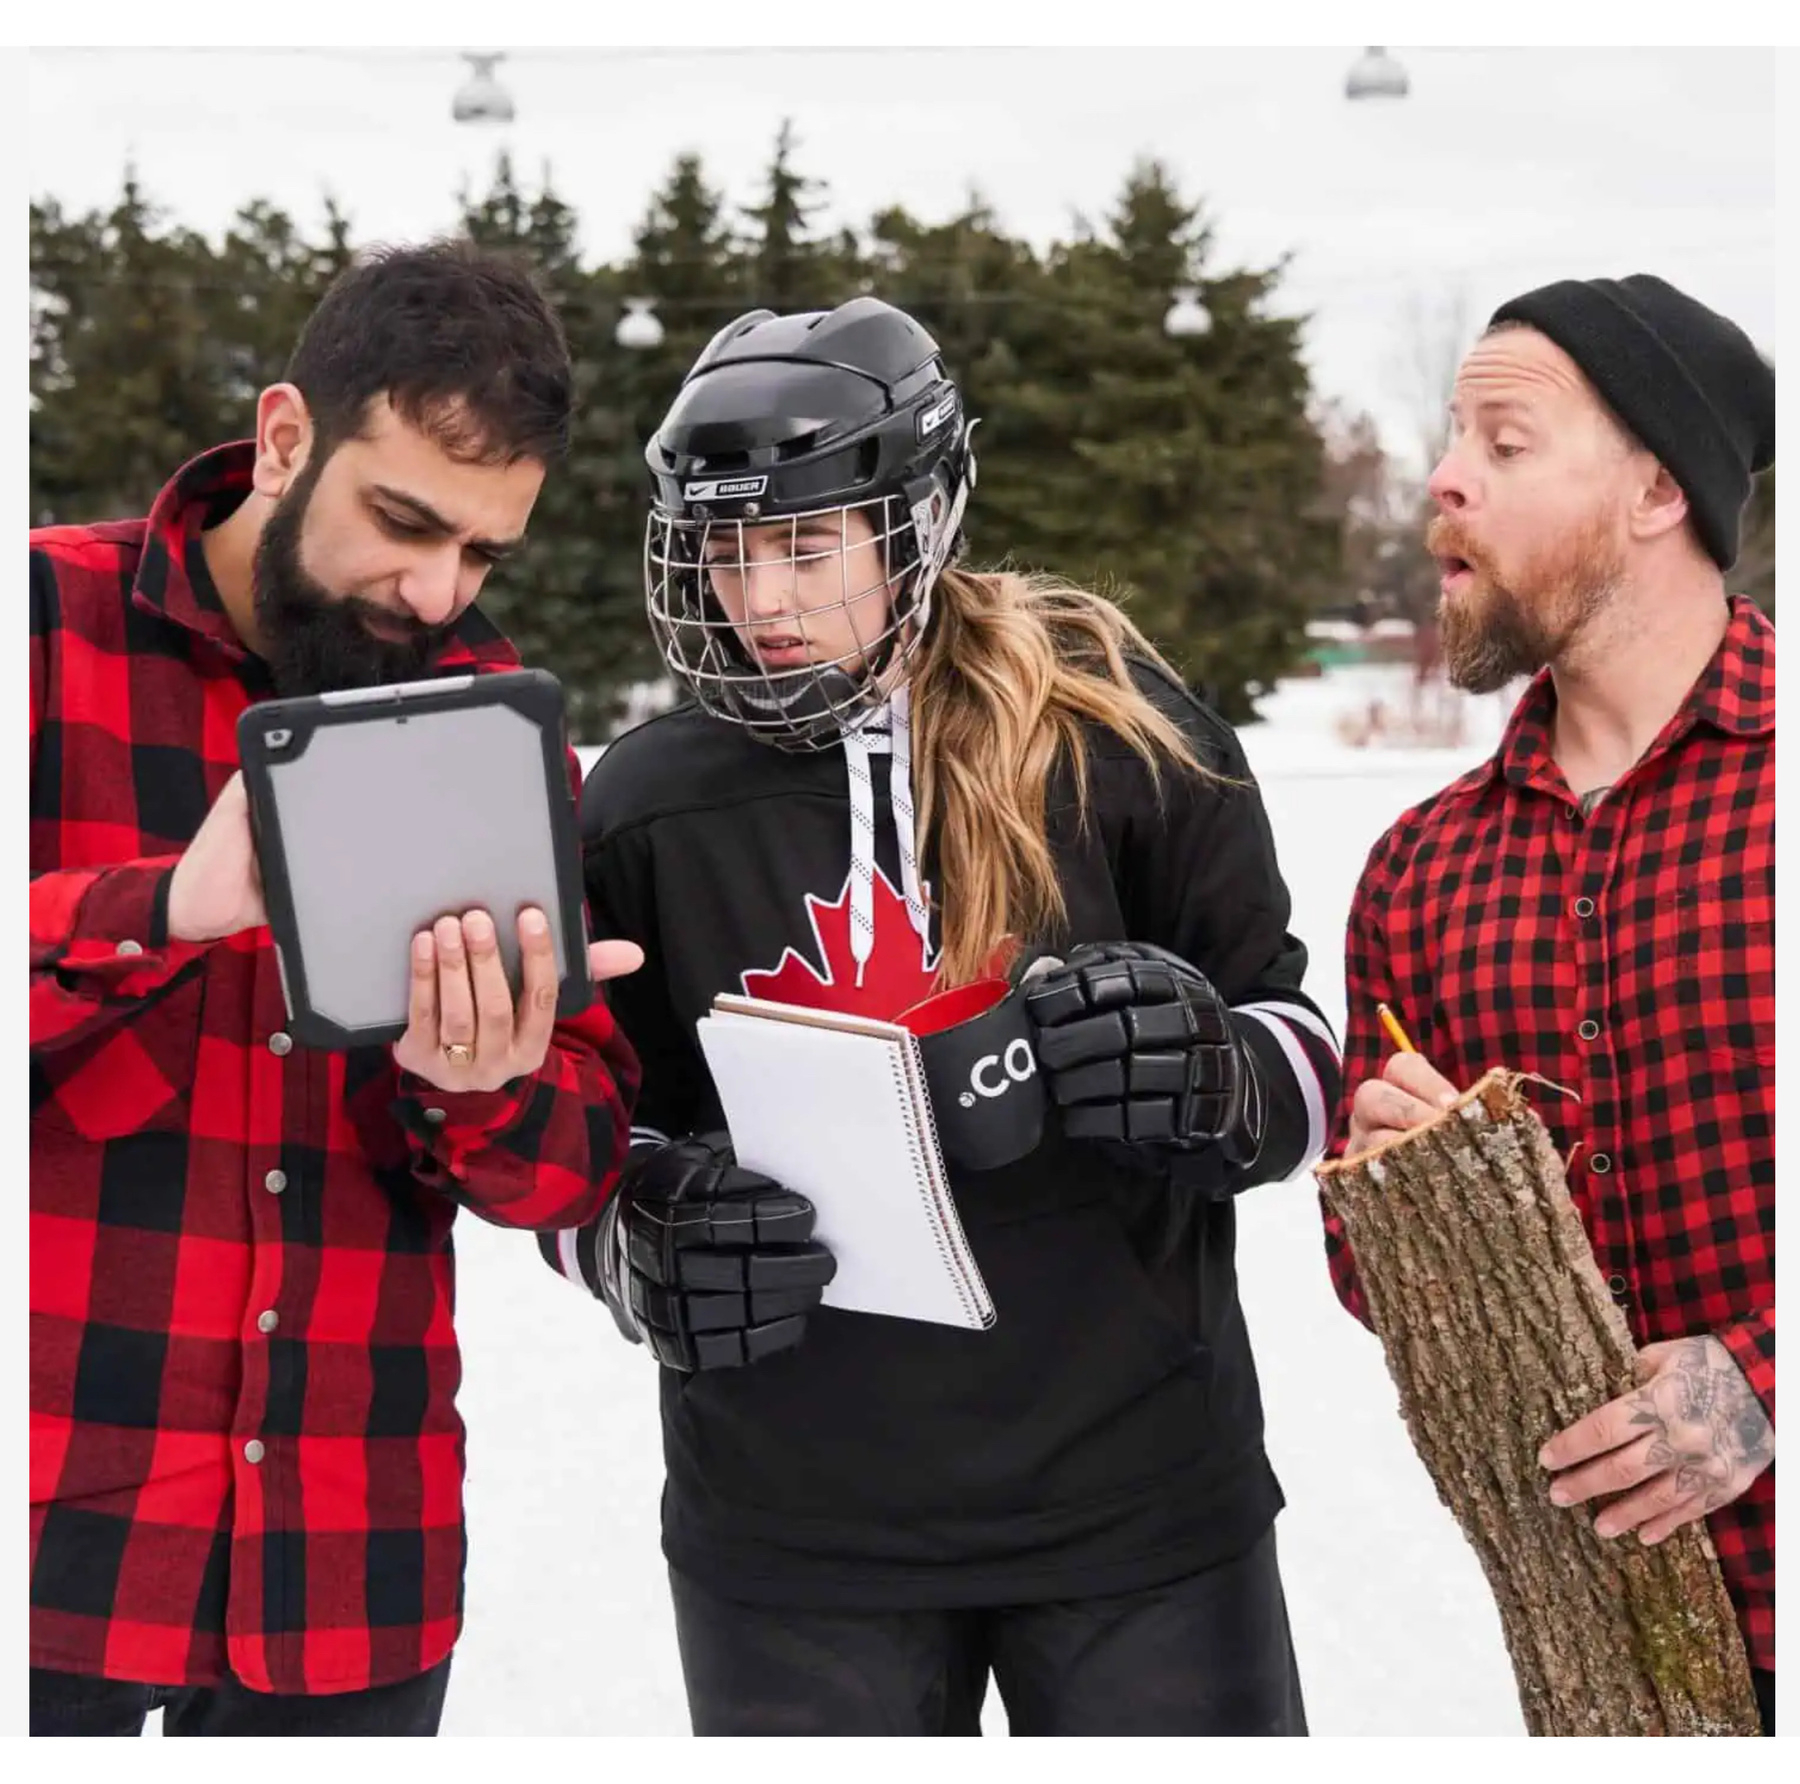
[
  {"xmin": 28, "ymin": 1657, "xmax": 451, "ymax": 1736},
  {"xmin": 670, "ymin": 1527, "xmax": 1306, "ymax": 1735},
  {"xmin": 1753, "ymin": 1667, "xmax": 1774, "ymax": 1736}
]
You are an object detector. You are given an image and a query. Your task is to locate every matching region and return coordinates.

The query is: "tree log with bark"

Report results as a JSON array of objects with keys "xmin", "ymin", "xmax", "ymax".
[{"xmin": 1315, "ymin": 1068, "xmax": 1760, "ymax": 1736}]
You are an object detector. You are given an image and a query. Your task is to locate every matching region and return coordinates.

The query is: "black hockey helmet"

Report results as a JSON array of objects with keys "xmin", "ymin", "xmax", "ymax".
[{"xmin": 644, "ymin": 296, "xmax": 978, "ymax": 749}]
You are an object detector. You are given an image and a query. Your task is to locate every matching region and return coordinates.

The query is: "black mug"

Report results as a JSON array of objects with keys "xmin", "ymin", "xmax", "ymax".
[{"xmin": 905, "ymin": 975, "xmax": 1048, "ymax": 1171}]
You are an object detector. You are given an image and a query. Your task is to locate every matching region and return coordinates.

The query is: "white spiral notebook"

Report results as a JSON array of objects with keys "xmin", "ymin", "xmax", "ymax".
[{"xmin": 696, "ymin": 994, "xmax": 995, "ymax": 1331}]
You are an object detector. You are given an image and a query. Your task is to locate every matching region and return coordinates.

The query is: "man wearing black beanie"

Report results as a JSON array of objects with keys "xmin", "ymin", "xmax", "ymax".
[{"xmin": 1322, "ymin": 276, "xmax": 1776, "ymax": 1733}]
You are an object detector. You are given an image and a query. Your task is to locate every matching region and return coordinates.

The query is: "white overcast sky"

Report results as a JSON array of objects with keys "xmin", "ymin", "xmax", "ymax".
[{"xmin": 23, "ymin": 38, "xmax": 1781, "ymax": 473}]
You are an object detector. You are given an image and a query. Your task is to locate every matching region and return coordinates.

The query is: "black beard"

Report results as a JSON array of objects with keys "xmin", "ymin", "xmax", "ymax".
[{"xmin": 252, "ymin": 467, "xmax": 449, "ymax": 696}]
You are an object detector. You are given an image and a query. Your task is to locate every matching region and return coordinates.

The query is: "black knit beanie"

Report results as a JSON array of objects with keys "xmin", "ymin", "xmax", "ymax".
[{"xmin": 1488, "ymin": 274, "xmax": 1774, "ymax": 570}]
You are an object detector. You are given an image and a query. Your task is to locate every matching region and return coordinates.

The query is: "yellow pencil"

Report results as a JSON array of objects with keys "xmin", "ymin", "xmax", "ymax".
[{"xmin": 1377, "ymin": 1003, "xmax": 1417, "ymax": 1054}]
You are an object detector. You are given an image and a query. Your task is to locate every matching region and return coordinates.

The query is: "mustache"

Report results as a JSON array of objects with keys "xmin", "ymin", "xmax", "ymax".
[
  {"xmin": 1424, "ymin": 515, "xmax": 1493, "ymax": 572},
  {"xmin": 260, "ymin": 574, "xmax": 438, "ymax": 645},
  {"xmin": 339, "ymin": 594, "xmax": 441, "ymax": 646}
]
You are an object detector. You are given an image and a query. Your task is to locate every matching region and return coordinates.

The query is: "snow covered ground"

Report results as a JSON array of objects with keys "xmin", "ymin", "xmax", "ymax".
[{"xmin": 441, "ymin": 665, "xmax": 1534, "ymax": 1737}]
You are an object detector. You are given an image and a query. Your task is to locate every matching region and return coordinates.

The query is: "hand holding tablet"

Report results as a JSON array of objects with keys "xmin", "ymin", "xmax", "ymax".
[
  {"xmin": 167, "ymin": 771, "xmax": 270, "ymax": 944},
  {"xmin": 213, "ymin": 670, "xmax": 640, "ymax": 1062},
  {"xmin": 391, "ymin": 904, "xmax": 641, "ymax": 1092}
]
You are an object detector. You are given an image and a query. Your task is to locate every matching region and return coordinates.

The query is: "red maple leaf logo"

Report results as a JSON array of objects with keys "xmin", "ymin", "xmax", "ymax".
[{"xmin": 741, "ymin": 866, "xmax": 940, "ymax": 1021}]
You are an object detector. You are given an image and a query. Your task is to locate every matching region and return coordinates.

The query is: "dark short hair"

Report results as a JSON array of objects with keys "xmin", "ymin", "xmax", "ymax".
[{"xmin": 285, "ymin": 238, "xmax": 573, "ymax": 466}]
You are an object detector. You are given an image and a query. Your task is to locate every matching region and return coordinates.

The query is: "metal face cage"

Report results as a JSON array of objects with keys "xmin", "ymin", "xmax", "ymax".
[{"xmin": 646, "ymin": 487, "xmax": 949, "ymax": 750}]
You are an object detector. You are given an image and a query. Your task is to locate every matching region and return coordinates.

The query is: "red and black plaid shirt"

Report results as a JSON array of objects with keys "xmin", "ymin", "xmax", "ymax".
[
  {"xmin": 1320, "ymin": 594, "xmax": 1774, "ymax": 1672},
  {"xmin": 30, "ymin": 442, "xmax": 639, "ymax": 1695}
]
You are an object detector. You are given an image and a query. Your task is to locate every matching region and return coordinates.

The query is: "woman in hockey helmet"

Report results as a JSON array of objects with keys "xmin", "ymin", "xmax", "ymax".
[{"xmin": 563, "ymin": 296, "xmax": 1339, "ymax": 1735}]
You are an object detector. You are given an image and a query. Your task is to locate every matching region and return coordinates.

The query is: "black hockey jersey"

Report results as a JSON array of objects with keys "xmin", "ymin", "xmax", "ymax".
[{"xmin": 551, "ymin": 664, "xmax": 1341, "ymax": 1610}]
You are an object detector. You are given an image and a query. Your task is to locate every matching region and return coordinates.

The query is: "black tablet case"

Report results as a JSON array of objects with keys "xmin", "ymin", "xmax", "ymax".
[{"xmin": 238, "ymin": 670, "xmax": 593, "ymax": 1050}]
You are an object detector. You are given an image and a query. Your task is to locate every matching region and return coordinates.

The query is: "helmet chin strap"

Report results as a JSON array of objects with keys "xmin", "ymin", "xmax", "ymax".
[{"xmin": 861, "ymin": 608, "xmax": 919, "ymax": 705}]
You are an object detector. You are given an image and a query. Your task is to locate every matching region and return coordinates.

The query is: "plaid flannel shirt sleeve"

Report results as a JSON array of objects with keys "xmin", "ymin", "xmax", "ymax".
[
  {"xmin": 30, "ymin": 558, "xmax": 217, "ymax": 1053},
  {"xmin": 30, "ymin": 863, "xmax": 218, "ymax": 1048},
  {"xmin": 1716, "ymin": 1307, "xmax": 1774, "ymax": 1424},
  {"xmin": 393, "ymin": 988, "xmax": 642, "ymax": 1232}
]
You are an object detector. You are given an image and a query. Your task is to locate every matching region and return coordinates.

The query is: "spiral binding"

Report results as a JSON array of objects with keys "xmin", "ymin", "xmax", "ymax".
[{"xmin": 889, "ymin": 1037, "xmax": 995, "ymax": 1330}]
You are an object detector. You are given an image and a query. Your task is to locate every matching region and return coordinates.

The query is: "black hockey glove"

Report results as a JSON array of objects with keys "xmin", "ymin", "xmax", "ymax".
[
  {"xmin": 1024, "ymin": 941, "xmax": 1266, "ymax": 1167},
  {"xmin": 592, "ymin": 1134, "xmax": 837, "ymax": 1372}
]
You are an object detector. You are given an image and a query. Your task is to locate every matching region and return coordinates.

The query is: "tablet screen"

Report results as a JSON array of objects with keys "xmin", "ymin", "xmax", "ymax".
[{"xmin": 265, "ymin": 701, "xmax": 567, "ymax": 1035}]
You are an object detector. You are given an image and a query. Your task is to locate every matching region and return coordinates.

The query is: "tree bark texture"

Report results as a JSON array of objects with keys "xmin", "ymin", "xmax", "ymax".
[{"xmin": 1315, "ymin": 1069, "xmax": 1760, "ymax": 1736}]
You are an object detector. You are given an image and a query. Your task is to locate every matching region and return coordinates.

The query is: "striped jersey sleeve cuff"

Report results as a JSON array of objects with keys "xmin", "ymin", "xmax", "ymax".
[
  {"xmin": 538, "ymin": 1223, "xmax": 592, "ymax": 1288},
  {"xmin": 1235, "ymin": 999, "xmax": 1342, "ymax": 1173}
]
